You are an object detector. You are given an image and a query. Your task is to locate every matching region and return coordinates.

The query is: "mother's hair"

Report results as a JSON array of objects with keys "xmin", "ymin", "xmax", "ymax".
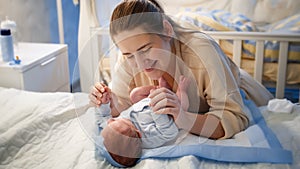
[{"xmin": 109, "ymin": 0, "xmax": 166, "ymax": 41}]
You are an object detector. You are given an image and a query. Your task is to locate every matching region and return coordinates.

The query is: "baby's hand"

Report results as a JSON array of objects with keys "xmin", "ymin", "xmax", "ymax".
[
  {"xmin": 89, "ymin": 82, "xmax": 111, "ymax": 106},
  {"xmin": 101, "ymin": 91, "xmax": 111, "ymax": 104}
]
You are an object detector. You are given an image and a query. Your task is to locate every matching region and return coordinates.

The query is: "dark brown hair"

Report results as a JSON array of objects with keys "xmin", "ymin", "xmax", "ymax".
[{"xmin": 109, "ymin": 0, "xmax": 166, "ymax": 41}]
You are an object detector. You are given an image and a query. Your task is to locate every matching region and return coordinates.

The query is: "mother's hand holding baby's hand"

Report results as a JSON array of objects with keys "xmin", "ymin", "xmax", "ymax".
[
  {"xmin": 148, "ymin": 77, "xmax": 181, "ymax": 119},
  {"xmin": 89, "ymin": 82, "xmax": 111, "ymax": 106}
]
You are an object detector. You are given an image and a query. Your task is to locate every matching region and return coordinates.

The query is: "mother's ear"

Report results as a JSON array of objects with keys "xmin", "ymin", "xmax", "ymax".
[{"xmin": 163, "ymin": 19, "xmax": 174, "ymax": 39}]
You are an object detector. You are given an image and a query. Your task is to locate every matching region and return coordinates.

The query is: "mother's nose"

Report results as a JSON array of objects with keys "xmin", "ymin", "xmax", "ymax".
[{"xmin": 135, "ymin": 55, "xmax": 152, "ymax": 69}]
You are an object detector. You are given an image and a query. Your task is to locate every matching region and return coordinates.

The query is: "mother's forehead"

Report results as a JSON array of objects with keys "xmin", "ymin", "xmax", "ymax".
[{"xmin": 113, "ymin": 27, "xmax": 163, "ymax": 43}]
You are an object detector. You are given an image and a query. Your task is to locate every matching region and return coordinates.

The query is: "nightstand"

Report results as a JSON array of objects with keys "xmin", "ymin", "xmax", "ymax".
[{"xmin": 0, "ymin": 42, "xmax": 70, "ymax": 92}]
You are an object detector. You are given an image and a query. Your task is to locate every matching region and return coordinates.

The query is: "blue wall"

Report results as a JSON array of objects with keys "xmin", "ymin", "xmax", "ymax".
[{"xmin": 47, "ymin": 0, "xmax": 80, "ymax": 87}]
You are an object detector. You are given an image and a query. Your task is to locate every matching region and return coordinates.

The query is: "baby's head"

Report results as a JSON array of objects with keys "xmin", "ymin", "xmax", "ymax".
[{"xmin": 101, "ymin": 118, "xmax": 142, "ymax": 167}]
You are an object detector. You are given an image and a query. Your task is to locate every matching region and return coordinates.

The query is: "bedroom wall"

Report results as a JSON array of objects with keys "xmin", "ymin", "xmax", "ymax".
[
  {"xmin": 0, "ymin": 0, "xmax": 52, "ymax": 42},
  {"xmin": 0, "ymin": 0, "xmax": 80, "ymax": 90}
]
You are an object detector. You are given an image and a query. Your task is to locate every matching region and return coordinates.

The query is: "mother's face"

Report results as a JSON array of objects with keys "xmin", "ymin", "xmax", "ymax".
[{"xmin": 114, "ymin": 29, "xmax": 174, "ymax": 80}]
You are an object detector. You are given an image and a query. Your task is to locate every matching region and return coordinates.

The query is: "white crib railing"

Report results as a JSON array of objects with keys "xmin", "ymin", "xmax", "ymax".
[
  {"xmin": 205, "ymin": 31, "xmax": 300, "ymax": 100},
  {"xmin": 91, "ymin": 28, "xmax": 300, "ymax": 101}
]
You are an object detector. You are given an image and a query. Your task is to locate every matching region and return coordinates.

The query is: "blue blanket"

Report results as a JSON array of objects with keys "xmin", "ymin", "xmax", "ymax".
[{"xmin": 95, "ymin": 91, "xmax": 292, "ymax": 167}]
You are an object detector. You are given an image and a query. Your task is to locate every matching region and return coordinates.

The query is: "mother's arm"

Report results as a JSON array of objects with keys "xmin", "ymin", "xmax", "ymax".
[
  {"xmin": 148, "ymin": 87, "xmax": 225, "ymax": 139},
  {"xmin": 176, "ymin": 110, "xmax": 225, "ymax": 139}
]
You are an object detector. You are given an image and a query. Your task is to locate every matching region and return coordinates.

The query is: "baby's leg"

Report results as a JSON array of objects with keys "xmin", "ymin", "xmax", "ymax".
[{"xmin": 176, "ymin": 76, "xmax": 190, "ymax": 111}]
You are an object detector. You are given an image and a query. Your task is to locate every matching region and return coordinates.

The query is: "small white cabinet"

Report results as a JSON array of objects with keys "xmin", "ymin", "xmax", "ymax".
[{"xmin": 0, "ymin": 42, "xmax": 70, "ymax": 92}]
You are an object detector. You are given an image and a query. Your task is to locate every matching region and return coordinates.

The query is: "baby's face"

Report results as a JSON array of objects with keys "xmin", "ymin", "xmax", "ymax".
[{"xmin": 103, "ymin": 118, "xmax": 141, "ymax": 138}]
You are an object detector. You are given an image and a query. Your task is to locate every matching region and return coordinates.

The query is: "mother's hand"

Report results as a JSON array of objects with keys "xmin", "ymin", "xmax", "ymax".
[{"xmin": 148, "ymin": 87, "xmax": 182, "ymax": 119}]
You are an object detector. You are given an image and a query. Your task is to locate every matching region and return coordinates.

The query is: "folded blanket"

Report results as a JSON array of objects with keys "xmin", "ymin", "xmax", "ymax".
[{"xmin": 95, "ymin": 91, "xmax": 292, "ymax": 167}]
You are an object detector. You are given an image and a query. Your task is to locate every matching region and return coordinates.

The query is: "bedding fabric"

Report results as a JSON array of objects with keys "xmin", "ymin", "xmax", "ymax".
[
  {"xmin": 94, "ymin": 90, "xmax": 292, "ymax": 166},
  {"xmin": 175, "ymin": 8, "xmax": 300, "ymax": 63},
  {"xmin": 241, "ymin": 59, "xmax": 300, "ymax": 85},
  {"xmin": 0, "ymin": 87, "xmax": 299, "ymax": 169}
]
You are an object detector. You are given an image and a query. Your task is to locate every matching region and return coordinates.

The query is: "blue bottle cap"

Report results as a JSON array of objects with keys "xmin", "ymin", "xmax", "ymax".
[{"xmin": 1, "ymin": 29, "xmax": 11, "ymax": 36}]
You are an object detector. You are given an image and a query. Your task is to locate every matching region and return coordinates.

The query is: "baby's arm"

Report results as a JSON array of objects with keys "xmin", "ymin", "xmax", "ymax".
[
  {"xmin": 95, "ymin": 103, "xmax": 112, "ymax": 129},
  {"xmin": 96, "ymin": 84, "xmax": 112, "ymax": 115},
  {"xmin": 95, "ymin": 84, "xmax": 112, "ymax": 129}
]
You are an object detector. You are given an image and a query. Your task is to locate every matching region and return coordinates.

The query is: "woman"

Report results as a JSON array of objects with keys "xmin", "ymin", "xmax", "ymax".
[{"xmin": 90, "ymin": 0, "xmax": 273, "ymax": 139}]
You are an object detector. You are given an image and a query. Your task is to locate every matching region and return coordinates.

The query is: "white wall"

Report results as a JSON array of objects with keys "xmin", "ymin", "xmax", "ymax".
[{"xmin": 0, "ymin": 0, "xmax": 52, "ymax": 43}]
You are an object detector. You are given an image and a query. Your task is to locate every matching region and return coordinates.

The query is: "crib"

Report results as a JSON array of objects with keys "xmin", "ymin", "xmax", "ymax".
[{"xmin": 206, "ymin": 31, "xmax": 300, "ymax": 100}]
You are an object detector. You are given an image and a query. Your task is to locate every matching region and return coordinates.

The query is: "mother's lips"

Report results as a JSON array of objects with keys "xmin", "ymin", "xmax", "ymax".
[
  {"xmin": 144, "ymin": 68, "xmax": 154, "ymax": 72},
  {"xmin": 144, "ymin": 61, "xmax": 157, "ymax": 72}
]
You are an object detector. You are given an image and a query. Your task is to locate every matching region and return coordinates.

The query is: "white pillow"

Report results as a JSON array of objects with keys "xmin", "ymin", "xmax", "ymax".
[
  {"xmin": 231, "ymin": 0, "xmax": 300, "ymax": 23},
  {"xmin": 160, "ymin": 0, "xmax": 232, "ymax": 15}
]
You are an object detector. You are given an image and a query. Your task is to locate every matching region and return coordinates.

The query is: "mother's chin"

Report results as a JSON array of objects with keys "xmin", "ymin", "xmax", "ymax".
[{"xmin": 143, "ymin": 68, "xmax": 165, "ymax": 80}]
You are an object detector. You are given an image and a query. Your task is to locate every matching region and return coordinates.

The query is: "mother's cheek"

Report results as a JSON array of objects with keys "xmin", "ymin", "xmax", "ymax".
[{"xmin": 126, "ymin": 58, "xmax": 137, "ymax": 68}]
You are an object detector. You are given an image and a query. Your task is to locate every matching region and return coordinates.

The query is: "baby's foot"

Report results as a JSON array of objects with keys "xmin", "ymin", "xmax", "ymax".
[
  {"xmin": 178, "ymin": 76, "xmax": 190, "ymax": 92},
  {"xmin": 177, "ymin": 76, "xmax": 190, "ymax": 111}
]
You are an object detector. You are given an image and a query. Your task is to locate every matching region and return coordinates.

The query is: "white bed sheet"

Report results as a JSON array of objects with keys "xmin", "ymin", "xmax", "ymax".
[{"xmin": 0, "ymin": 87, "xmax": 299, "ymax": 169}]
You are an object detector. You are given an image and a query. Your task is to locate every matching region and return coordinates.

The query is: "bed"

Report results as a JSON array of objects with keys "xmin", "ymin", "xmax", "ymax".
[{"xmin": 0, "ymin": 87, "xmax": 299, "ymax": 169}]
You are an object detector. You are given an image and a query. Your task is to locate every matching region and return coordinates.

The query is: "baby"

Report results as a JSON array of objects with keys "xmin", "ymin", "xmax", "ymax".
[{"xmin": 96, "ymin": 76, "xmax": 190, "ymax": 167}]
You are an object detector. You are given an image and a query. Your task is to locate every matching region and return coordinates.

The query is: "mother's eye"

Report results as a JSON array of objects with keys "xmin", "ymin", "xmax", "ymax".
[
  {"xmin": 141, "ymin": 47, "xmax": 151, "ymax": 54},
  {"xmin": 125, "ymin": 46, "xmax": 152, "ymax": 59},
  {"xmin": 126, "ymin": 54, "xmax": 134, "ymax": 59},
  {"xmin": 139, "ymin": 47, "xmax": 152, "ymax": 56}
]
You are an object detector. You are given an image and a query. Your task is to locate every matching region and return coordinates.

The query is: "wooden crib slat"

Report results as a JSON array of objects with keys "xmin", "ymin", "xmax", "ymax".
[
  {"xmin": 276, "ymin": 41, "xmax": 289, "ymax": 99},
  {"xmin": 254, "ymin": 41, "xmax": 264, "ymax": 83},
  {"xmin": 233, "ymin": 40, "xmax": 242, "ymax": 67}
]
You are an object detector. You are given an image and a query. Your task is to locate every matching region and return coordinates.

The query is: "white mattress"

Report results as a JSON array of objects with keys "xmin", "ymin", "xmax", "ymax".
[{"xmin": 0, "ymin": 87, "xmax": 299, "ymax": 169}]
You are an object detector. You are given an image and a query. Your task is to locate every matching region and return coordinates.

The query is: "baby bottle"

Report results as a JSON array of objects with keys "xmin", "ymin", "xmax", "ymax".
[
  {"xmin": 1, "ymin": 16, "xmax": 18, "ymax": 48},
  {"xmin": 0, "ymin": 29, "xmax": 14, "ymax": 62}
]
